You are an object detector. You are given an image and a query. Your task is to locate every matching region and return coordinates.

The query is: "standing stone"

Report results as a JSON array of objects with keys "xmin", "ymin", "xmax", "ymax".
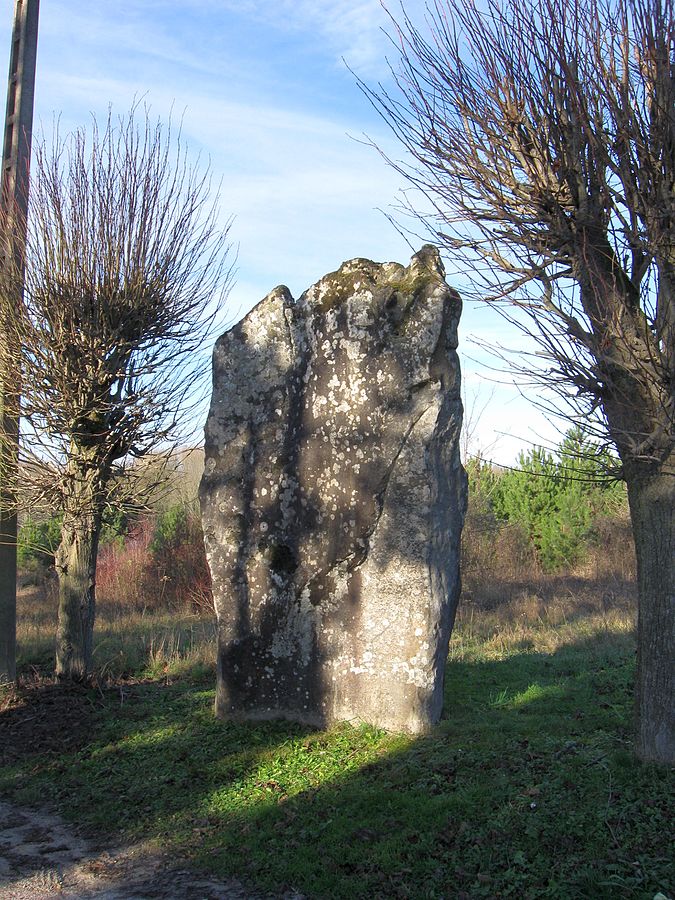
[{"xmin": 200, "ymin": 246, "xmax": 467, "ymax": 733}]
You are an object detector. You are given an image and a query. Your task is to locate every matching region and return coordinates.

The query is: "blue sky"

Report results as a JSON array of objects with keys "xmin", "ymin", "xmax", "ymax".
[{"xmin": 1, "ymin": 0, "xmax": 563, "ymax": 462}]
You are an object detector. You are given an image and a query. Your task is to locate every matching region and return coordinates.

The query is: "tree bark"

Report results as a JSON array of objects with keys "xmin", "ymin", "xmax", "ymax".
[
  {"xmin": 54, "ymin": 487, "xmax": 102, "ymax": 681},
  {"xmin": 626, "ymin": 464, "xmax": 675, "ymax": 765},
  {"xmin": 0, "ymin": 367, "xmax": 19, "ymax": 685},
  {"xmin": 0, "ymin": 506, "xmax": 17, "ymax": 684}
]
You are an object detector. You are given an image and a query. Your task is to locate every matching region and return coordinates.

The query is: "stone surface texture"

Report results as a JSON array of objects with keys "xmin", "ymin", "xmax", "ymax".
[{"xmin": 200, "ymin": 246, "xmax": 467, "ymax": 733}]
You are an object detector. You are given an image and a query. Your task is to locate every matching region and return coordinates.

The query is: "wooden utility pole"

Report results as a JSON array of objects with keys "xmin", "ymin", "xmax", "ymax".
[{"xmin": 0, "ymin": 0, "xmax": 39, "ymax": 683}]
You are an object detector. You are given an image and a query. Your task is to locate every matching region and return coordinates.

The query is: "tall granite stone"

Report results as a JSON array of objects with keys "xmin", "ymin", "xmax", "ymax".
[{"xmin": 200, "ymin": 246, "xmax": 467, "ymax": 733}]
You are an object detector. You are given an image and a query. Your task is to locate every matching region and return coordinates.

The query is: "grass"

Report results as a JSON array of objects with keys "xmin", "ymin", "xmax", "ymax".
[
  {"xmin": 14, "ymin": 577, "xmax": 217, "ymax": 679},
  {"xmin": 2, "ymin": 578, "xmax": 673, "ymax": 899}
]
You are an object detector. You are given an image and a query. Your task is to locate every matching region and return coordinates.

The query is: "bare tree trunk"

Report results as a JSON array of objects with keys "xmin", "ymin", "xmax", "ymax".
[
  {"xmin": 0, "ymin": 367, "xmax": 18, "ymax": 684},
  {"xmin": 0, "ymin": 0, "xmax": 40, "ymax": 685},
  {"xmin": 627, "ymin": 463, "xmax": 675, "ymax": 765},
  {"xmin": 0, "ymin": 505, "xmax": 17, "ymax": 683},
  {"xmin": 54, "ymin": 481, "xmax": 103, "ymax": 681}
]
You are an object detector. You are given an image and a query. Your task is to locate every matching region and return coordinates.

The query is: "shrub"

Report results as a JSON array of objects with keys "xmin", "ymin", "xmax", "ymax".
[
  {"xmin": 17, "ymin": 515, "xmax": 62, "ymax": 572},
  {"xmin": 95, "ymin": 519, "xmax": 155, "ymax": 611},
  {"xmin": 96, "ymin": 504, "xmax": 212, "ymax": 613},
  {"xmin": 99, "ymin": 505, "xmax": 134, "ymax": 550},
  {"xmin": 150, "ymin": 504, "xmax": 212, "ymax": 611},
  {"xmin": 466, "ymin": 428, "xmax": 627, "ymax": 573}
]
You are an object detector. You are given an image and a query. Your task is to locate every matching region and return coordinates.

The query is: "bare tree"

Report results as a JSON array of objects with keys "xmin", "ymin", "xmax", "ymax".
[
  {"xmin": 0, "ymin": 107, "xmax": 232, "ymax": 680},
  {"xmin": 362, "ymin": 0, "xmax": 674, "ymax": 763}
]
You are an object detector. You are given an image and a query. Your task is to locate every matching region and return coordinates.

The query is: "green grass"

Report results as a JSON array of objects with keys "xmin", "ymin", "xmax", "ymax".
[{"xmin": 2, "ymin": 609, "xmax": 673, "ymax": 899}]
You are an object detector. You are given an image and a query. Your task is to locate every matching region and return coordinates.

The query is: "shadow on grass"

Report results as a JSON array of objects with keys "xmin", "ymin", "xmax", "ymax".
[{"xmin": 1, "ymin": 628, "xmax": 673, "ymax": 900}]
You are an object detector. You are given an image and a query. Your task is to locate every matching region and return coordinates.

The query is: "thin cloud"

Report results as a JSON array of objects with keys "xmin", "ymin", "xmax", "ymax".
[{"xmin": 205, "ymin": 0, "xmax": 426, "ymax": 76}]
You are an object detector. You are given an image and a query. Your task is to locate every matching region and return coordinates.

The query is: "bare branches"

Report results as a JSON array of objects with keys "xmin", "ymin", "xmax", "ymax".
[
  {"xmin": 0, "ymin": 104, "xmax": 233, "ymax": 679},
  {"xmin": 1, "ymin": 106, "xmax": 234, "ymax": 514},
  {"xmin": 362, "ymin": 0, "xmax": 674, "ymax": 474}
]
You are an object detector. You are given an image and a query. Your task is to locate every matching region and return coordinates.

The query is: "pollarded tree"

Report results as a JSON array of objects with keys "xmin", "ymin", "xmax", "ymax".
[
  {"xmin": 363, "ymin": 0, "xmax": 674, "ymax": 763},
  {"xmin": 0, "ymin": 108, "xmax": 232, "ymax": 680}
]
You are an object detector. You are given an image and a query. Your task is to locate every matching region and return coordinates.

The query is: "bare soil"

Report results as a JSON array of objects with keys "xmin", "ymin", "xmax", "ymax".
[{"xmin": 0, "ymin": 799, "xmax": 276, "ymax": 899}]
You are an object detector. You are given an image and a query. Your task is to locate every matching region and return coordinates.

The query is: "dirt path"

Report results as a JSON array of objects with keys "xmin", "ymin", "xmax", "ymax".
[{"xmin": 0, "ymin": 801, "xmax": 301, "ymax": 899}]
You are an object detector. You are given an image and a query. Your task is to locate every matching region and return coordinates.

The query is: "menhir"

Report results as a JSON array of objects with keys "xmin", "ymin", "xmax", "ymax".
[{"xmin": 200, "ymin": 246, "xmax": 467, "ymax": 733}]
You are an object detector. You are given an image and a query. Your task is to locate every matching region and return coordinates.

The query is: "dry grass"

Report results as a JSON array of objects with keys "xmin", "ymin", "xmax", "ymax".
[
  {"xmin": 16, "ymin": 573, "xmax": 637, "ymax": 688},
  {"xmin": 452, "ymin": 587, "xmax": 636, "ymax": 663},
  {"xmin": 14, "ymin": 509, "xmax": 638, "ymax": 683},
  {"xmin": 442, "ymin": 505, "xmax": 636, "ymax": 665},
  {"xmin": 457, "ymin": 506, "xmax": 636, "ymax": 655},
  {"xmin": 16, "ymin": 575, "xmax": 217, "ymax": 681}
]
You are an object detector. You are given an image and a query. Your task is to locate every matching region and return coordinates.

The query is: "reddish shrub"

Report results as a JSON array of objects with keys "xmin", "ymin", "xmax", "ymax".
[{"xmin": 96, "ymin": 509, "xmax": 213, "ymax": 613}]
